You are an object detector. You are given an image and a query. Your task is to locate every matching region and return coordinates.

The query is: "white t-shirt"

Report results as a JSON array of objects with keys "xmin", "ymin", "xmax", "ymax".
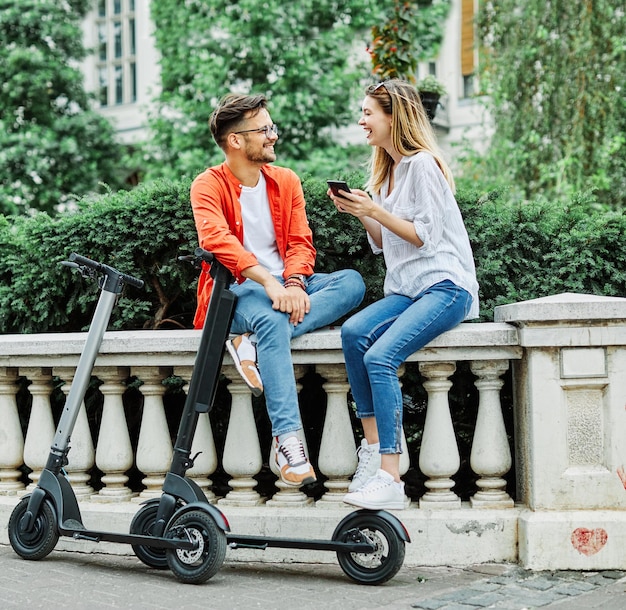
[{"xmin": 240, "ymin": 173, "xmax": 285, "ymax": 276}]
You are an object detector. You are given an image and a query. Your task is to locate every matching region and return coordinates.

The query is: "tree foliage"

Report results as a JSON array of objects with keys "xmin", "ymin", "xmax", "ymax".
[
  {"xmin": 145, "ymin": 0, "xmax": 404, "ymax": 181},
  {"xmin": 143, "ymin": 0, "xmax": 454, "ymax": 181},
  {"xmin": 368, "ymin": 0, "xmax": 451, "ymax": 82},
  {"xmin": 0, "ymin": 0, "xmax": 124, "ymax": 215},
  {"xmin": 477, "ymin": 0, "xmax": 626, "ymax": 207}
]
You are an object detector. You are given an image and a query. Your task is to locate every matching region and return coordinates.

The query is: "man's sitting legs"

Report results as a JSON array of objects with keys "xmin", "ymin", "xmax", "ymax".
[{"xmin": 227, "ymin": 270, "xmax": 364, "ymax": 486}]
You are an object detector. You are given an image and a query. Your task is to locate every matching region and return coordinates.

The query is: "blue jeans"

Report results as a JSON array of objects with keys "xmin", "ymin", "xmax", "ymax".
[
  {"xmin": 230, "ymin": 270, "xmax": 365, "ymax": 437},
  {"xmin": 341, "ymin": 280, "xmax": 473, "ymax": 454}
]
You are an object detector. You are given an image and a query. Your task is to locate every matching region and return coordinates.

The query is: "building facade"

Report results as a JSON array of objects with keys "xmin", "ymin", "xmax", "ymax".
[
  {"xmin": 80, "ymin": 0, "xmax": 491, "ymax": 159},
  {"xmin": 81, "ymin": 0, "xmax": 160, "ymax": 144}
]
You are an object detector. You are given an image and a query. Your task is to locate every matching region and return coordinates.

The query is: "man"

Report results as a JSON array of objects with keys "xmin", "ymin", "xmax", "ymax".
[{"xmin": 190, "ymin": 94, "xmax": 365, "ymax": 487}]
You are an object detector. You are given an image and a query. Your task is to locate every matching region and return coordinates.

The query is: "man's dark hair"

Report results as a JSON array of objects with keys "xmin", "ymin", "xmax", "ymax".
[{"xmin": 209, "ymin": 94, "xmax": 268, "ymax": 150}]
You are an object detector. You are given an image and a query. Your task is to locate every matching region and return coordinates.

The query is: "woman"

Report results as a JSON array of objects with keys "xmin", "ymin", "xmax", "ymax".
[{"xmin": 328, "ymin": 79, "xmax": 479, "ymax": 510}]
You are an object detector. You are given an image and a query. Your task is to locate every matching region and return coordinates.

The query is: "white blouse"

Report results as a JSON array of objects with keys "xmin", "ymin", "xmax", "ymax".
[{"xmin": 368, "ymin": 152, "xmax": 480, "ymax": 319}]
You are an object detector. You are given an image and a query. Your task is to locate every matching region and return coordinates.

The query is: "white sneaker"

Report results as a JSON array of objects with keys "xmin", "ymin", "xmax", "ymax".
[
  {"xmin": 226, "ymin": 333, "xmax": 263, "ymax": 396},
  {"xmin": 274, "ymin": 436, "xmax": 317, "ymax": 487},
  {"xmin": 343, "ymin": 469, "xmax": 405, "ymax": 510},
  {"xmin": 348, "ymin": 439, "xmax": 381, "ymax": 492}
]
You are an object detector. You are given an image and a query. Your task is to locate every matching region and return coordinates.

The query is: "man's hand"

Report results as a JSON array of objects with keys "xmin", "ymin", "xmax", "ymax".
[
  {"xmin": 242, "ymin": 264, "xmax": 311, "ymax": 325},
  {"xmin": 265, "ymin": 282, "xmax": 310, "ymax": 325}
]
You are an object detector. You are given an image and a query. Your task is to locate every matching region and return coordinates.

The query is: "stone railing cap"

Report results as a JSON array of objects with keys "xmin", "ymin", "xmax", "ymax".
[{"xmin": 495, "ymin": 292, "xmax": 626, "ymax": 324}]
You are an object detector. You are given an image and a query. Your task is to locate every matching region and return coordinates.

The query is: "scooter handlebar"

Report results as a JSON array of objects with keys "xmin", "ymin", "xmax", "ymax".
[
  {"xmin": 67, "ymin": 252, "xmax": 144, "ymax": 289},
  {"xmin": 177, "ymin": 248, "xmax": 215, "ymax": 266},
  {"xmin": 194, "ymin": 247, "xmax": 214, "ymax": 263}
]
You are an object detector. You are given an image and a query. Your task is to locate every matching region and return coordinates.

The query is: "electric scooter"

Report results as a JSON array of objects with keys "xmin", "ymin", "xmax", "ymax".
[
  {"xmin": 8, "ymin": 249, "xmax": 409, "ymax": 586},
  {"xmin": 8, "ymin": 252, "xmax": 227, "ymax": 584},
  {"xmin": 131, "ymin": 248, "xmax": 410, "ymax": 585}
]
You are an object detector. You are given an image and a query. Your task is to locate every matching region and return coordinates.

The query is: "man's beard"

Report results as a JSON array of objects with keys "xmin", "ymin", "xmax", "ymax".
[{"xmin": 245, "ymin": 144, "xmax": 276, "ymax": 164}]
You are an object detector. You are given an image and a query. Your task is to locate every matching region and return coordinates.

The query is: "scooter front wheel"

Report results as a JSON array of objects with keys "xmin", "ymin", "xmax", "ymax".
[
  {"xmin": 130, "ymin": 501, "xmax": 169, "ymax": 569},
  {"xmin": 332, "ymin": 511, "xmax": 405, "ymax": 585},
  {"xmin": 8, "ymin": 496, "xmax": 59, "ymax": 561},
  {"xmin": 165, "ymin": 509, "xmax": 226, "ymax": 584}
]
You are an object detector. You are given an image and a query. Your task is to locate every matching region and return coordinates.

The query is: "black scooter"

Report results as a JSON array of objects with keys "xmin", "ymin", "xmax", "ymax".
[{"xmin": 8, "ymin": 250, "xmax": 409, "ymax": 585}]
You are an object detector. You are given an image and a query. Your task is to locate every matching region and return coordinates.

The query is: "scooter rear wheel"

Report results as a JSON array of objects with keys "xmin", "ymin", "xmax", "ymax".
[
  {"xmin": 332, "ymin": 512, "xmax": 405, "ymax": 585},
  {"xmin": 8, "ymin": 496, "xmax": 59, "ymax": 561},
  {"xmin": 165, "ymin": 509, "xmax": 226, "ymax": 584},
  {"xmin": 130, "ymin": 501, "xmax": 169, "ymax": 569}
]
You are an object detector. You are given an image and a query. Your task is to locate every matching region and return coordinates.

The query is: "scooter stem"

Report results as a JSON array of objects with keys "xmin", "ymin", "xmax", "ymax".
[
  {"xmin": 169, "ymin": 259, "xmax": 236, "ymax": 477},
  {"xmin": 47, "ymin": 284, "xmax": 120, "ymax": 471}
]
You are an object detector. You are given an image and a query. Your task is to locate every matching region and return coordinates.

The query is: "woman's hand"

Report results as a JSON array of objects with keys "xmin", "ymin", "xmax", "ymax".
[
  {"xmin": 327, "ymin": 188, "xmax": 383, "ymax": 247},
  {"xmin": 327, "ymin": 188, "xmax": 376, "ymax": 218},
  {"xmin": 326, "ymin": 187, "xmax": 423, "ymax": 249}
]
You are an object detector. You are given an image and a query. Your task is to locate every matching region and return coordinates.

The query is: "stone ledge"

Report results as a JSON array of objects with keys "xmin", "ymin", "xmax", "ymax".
[
  {"xmin": 0, "ymin": 322, "xmax": 521, "ymax": 367},
  {"xmin": 495, "ymin": 292, "xmax": 626, "ymax": 324},
  {"xmin": 0, "ymin": 496, "xmax": 518, "ymax": 567}
]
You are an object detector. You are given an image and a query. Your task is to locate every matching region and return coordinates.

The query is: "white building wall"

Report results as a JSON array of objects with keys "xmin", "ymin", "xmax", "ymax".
[
  {"xmin": 80, "ymin": 1, "xmax": 491, "ymax": 156},
  {"xmin": 81, "ymin": 0, "xmax": 160, "ymax": 144}
]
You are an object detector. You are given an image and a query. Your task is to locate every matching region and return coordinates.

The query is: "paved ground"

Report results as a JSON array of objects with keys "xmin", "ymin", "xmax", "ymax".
[{"xmin": 1, "ymin": 543, "xmax": 625, "ymax": 609}]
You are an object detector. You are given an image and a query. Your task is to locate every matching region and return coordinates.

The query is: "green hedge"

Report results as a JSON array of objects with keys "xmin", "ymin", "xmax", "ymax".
[
  {"xmin": 0, "ymin": 172, "xmax": 383, "ymax": 333},
  {"xmin": 2, "ymin": 175, "xmax": 625, "ymax": 334},
  {"xmin": 460, "ymin": 189, "xmax": 626, "ymax": 317}
]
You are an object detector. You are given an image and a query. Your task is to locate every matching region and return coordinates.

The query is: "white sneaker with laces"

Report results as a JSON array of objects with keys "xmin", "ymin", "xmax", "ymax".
[
  {"xmin": 274, "ymin": 436, "xmax": 317, "ymax": 487},
  {"xmin": 348, "ymin": 439, "xmax": 381, "ymax": 492},
  {"xmin": 343, "ymin": 469, "xmax": 405, "ymax": 510}
]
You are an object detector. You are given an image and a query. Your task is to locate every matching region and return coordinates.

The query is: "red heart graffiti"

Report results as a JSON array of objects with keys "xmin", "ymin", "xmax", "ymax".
[{"xmin": 571, "ymin": 528, "xmax": 608, "ymax": 555}]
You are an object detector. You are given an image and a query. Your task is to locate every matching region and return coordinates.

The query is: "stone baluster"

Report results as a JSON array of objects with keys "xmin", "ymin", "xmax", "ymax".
[
  {"xmin": 218, "ymin": 366, "xmax": 263, "ymax": 506},
  {"xmin": 396, "ymin": 364, "xmax": 412, "ymax": 478},
  {"xmin": 134, "ymin": 366, "xmax": 173, "ymax": 499},
  {"xmin": 174, "ymin": 365, "xmax": 218, "ymax": 503},
  {"xmin": 268, "ymin": 365, "xmax": 313, "ymax": 507},
  {"xmin": 92, "ymin": 366, "xmax": 133, "ymax": 502},
  {"xmin": 469, "ymin": 360, "xmax": 514, "ymax": 508},
  {"xmin": 315, "ymin": 364, "xmax": 356, "ymax": 506},
  {"xmin": 396, "ymin": 364, "xmax": 411, "ymax": 507},
  {"xmin": 55, "ymin": 366, "xmax": 95, "ymax": 499},
  {"xmin": 0, "ymin": 367, "xmax": 25, "ymax": 494},
  {"xmin": 418, "ymin": 361, "xmax": 461, "ymax": 508},
  {"xmin": 21, "ymin": 367, "xmax": 54, "ymax": 491}
]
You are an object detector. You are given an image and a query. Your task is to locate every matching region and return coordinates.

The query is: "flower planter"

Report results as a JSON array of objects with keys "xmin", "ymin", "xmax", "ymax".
[{"xmin": 418, "ymin": 91, "xmax": 440, "ymax": 121}]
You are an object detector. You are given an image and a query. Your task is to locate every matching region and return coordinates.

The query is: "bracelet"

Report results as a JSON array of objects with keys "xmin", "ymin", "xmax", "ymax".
[
  {"xmin": 284, "ymin": 280, "xmax": 305, "ymax": 290},
  {"xmin": 287, "ymin": 273, "xmax": 308, "ymax": 288}
]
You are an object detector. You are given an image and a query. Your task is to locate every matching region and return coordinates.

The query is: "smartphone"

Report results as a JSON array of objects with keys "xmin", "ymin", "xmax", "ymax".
[{"xmin": 327, "ymin": 180, "xmax": 352, "ymax": 196}]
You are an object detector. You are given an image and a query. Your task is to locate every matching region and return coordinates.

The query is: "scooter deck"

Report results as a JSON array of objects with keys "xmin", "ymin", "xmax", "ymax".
[{"xmin": 227, "ymin": 533, "xmax": 376, "ymax": 553}]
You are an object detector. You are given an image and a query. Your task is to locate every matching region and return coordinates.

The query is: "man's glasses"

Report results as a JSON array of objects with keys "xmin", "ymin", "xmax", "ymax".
[{"xmin": 233, "ymin": 124, "xmax": 279, "ymax": 138}]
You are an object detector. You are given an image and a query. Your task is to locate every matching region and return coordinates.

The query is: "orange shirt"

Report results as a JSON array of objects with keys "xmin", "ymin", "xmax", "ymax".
[{"xmin": 190, "ymin": 162, "xmax": 316, "ymax": 328}]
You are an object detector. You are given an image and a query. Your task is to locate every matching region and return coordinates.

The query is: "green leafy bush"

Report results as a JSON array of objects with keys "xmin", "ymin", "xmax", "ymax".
[
  {"xmin": 0, "ymin": 173, "xmax": 383, "ymax": 334},
  {"xmin": 2, "ymin": 176, "xmax": 626, "ymax": 335},
  {"xmin": 459, "ymin": 189, "xmax": 626, "ymax": 320},
  {"xmin": 0, "ymin": 179, "xmax": 197, "ymax": 333}
]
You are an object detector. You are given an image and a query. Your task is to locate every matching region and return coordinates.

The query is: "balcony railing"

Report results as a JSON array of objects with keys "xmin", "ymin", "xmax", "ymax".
[{"xmin": 1, "ymin": 292, "xmax": 626, "ymax": 570}]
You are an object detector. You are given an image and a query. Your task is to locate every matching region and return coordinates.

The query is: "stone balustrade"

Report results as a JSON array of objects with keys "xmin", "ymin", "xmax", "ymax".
[{"xmin": 1, "ymin": 292, "xmax": 626, "ymax": 570}]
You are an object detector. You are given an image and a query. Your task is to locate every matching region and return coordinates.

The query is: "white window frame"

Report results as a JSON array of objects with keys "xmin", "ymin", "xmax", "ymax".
[{"xmin": 95, "ymin": 0, "xmax": 137, "ymax": 107}]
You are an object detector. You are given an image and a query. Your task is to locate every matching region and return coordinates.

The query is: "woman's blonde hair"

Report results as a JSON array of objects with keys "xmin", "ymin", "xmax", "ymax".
[{"xmin": 364, "ymin": 79, "xmax": 455, "ymax": 195}]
